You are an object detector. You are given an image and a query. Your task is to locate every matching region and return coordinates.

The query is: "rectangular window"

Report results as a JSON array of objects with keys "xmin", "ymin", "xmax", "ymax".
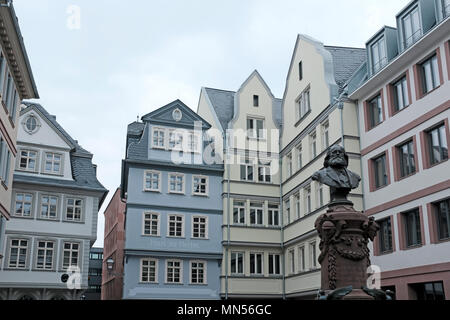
[
  {"xmin": 250, "ymin": 202, "xmax": 263, "ymax": 226},
  {"xmin": 41, "ymin": 195, "xmax": 58, "ymax": 220},
  {"xmin": 188, "ymin": 132, "xmax": 200, "ymax": 153},
  {"xmin": 298, "ymin": 246, "xmax": 305, "ymax": 272},
  {"xmin": 0, "ymin": 138, "xmax": 11, "ymax": 185},
  {"xmin": 143, "ymin": 212, "xmax": 159, "ymax": 236},
  {"xmin": 321, "ymin": 121, "xmax": 329, "ymax": 150},
  {"xmin": 393, "ymin": 76, "xmax": 409, "ymax": 112},
  {"xmin": 285, "ymin": 199, "xmax": 291, "ymax": 225},
  {"xmin": 240, "ymin": 159, "xmax": 254, "ymax": 181},
  {"xmin": 230, "ymin": 252, "xmax": 244, "ymax": 274},
  {"xmin": 166, "ymin": 260, "xmax": 182, "ymax": 283},
  {"xmin": 310, "ymin": 131, "xmax": 317, "ymax": 159},
  {"xmin": 268, "ymin": 254, "xmax": 281, "ymax": 275},
  {"xmin": 44, "ymin": 153, "xmax": 62, "ymax": 174},
  {"xmin": 249, "ymin": 253, "xmax": 263, "ymax": 275},
  {"xmin": 411, "ymin": 281, "xmax": 445, "ymax": 300},
  {"xmin": 152, "ymin": 128, "xmax": 165, "ymax": 149},
  {"xmin": 258, "ymin": 162, "xmax": 271, "ymax": 183},
  {"xmin": 402, "ymin": 6, "xmax": 421, "ymax": 48},
  {"xmin": 65, "ymin": 198, "xmax": 82, "ymax": 221},
  {"xmin": 310, "ymin": 242, "xmax": 317, "ymax": 269},
  {"xmin": 19, "ymin": 150, "xmax": 38, "ymax": 171},
  {"xmin": 168, "ymin": 215, "xmax": 184, "ymax": 237},
  {"xmin": 289, "ymin": 249, "xmax": 295, "ymax": 274},
  {"xmin": 141, "ymin": 258, "xmax": 158, "ymax": 283},
  {"xmin": 286, "ymin": 153, "xmax": 292, "ymax": 177},
  {"xmin": 169, "ymin": 173, "xmax": 184, "ymax": 194},
  {"xmin": 296, "ymin": 143, "xmax": 302, "ymax": 170},
  {"xmin": 297, "ymin": 88, "xmax": 311, "ymax": 120},
  {"xmin": 316, "ymin": 183, "xmax": 324, "ymax": 208},
  {"xmin": 268, "ymin": 204, "xmax": 279, "ymax": 226},
  {"xmin": 435, "ymin": 199, "xmax": 450, "ymax": 241},
  {"xmin": 247, "ymin": 118, "xmax": 265, "ymax": 139},
  {"xmin": 192, "ymin": 216, "xmax": 208, "ymax": 239},
  {"xmin": 444, "ymin": 0, "xmax": 450, "ymax": 17},
  {"xmin": 8, "ymin": 239, "xmax": 28, "ymax": 269},
  {"xmin": 427, "ymin": 124, "xmax": 448, "ymax": 165},
  {"xmin": 169, "ymin": 130, "xmax": 183, "ymax": 150},
  {"xmin": 369, "ymin": 95, "xmax": 383, "ymax": 128},
  {"xmin": 398, "ymin": 140, "xmax": 416, "ymax": 178},
  {"xmin": 420, "ymin": 55, "xmax": 440, "ymax": 94},
  {"xmin": 144, "ymin": 170, "xmax": 160, "ymax": 192},
  {"xmin": 4, "ymin": 73, "xmax": 13, "ymax": 113},
  {"xmin": 0, "ymin": 52, "xmax": 6, "ymax": 93},
  {"xmin": 373, "ymin": 154, "xmax": 388, "ymax": 189},
  {"xmin": 233, "ymin": 200, "xmax": 245, "ymax": 224},
  {"xmin": 62, "ymin": 242, "xmax": 79, "ymax": 269},
  {"xmin": 193, "ymin": 176, "xmax": 208, "ymax": 195},
  {"xmin": 294, "ymin": 193, "xmax": 301, "ymax": 219},
  {"xmin": 14, "ymin": 193, "xmax": 33, "ymax": 217},
  {"xmin": 36, "ymin": 241, "xmax": 54, "ymax": 270},
  {"xmin": 299, "ymin": 61, "xmax": 303, "ymax": 80},
  {"xmin": 371, "ymin": 36, "xmax": 387, "ymax": 73},
  {"xmin": 191, "ymin": 261, "xmax": 206, "ymax": 284},
  {"xmin": 253, "ymin": 95, "xmax": 259, "ymax": 107},
  {"xmin": 403, "ymin": 209, "xmax": 422, "ymax": 247},
  {"xmin": 378, "ymin": 218, "xmax": 393, "ymax": 253},
  {"xmin": 305, "ymin": 186, "xmax": 312, "ymax": 214}
]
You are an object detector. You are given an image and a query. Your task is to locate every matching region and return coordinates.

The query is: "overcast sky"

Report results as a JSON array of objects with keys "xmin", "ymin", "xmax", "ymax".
[{"xmin": 13, "ymin": 0, "xmax": 410, "ymax": 247}]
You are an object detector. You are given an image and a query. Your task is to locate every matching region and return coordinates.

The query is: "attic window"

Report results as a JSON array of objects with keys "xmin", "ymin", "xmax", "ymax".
[
  {"xmin": 23, "ymin": 115, "xmax": 40, "ymax": 134},
  {"xmin": 253, "ymin": 95, "xmax": 259, "ymax": 107},
  {"xmin": 172, "ymin": 109, "xmax": 182, "ymax": 122},
  {"xmin": 299, "ymin": 61, "xmax": 303, "ymax": 81}
]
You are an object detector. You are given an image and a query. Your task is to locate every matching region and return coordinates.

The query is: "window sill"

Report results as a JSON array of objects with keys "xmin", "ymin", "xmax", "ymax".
[
  {"xmin": 366, "ymin": 121, "xmax": 384, "ymax": 132},
  {"xmin": 168, "ymin": 191, "xmax": 185, "ymax": 195},
  {"xmin": 139, "ymin": 281, "xmax": 159, "ymax": 285},
  {"xmin": 141, "ymin": 234, "xmax": 161, "ymax": 238},
  {"xmin": 294, "ymin": 110, "xmax": 311, "ymax": 127},
  {"xmin": 1, "ymin": 100, "xmax": 8, "ymax": 115},
  {"xmin": 391, "ymin": 103, "xmax": 411, "ymax": 117},
  {"xmin": 372, "ymin": 183, "xmax": 390, "ymax": 192},
  {"xmin": 143, "ymin": 189, "xmax": 161, "ymax": 193},
  {"xmin": 190, "ymin": 283, "xmax": 208, "ymax": 286},
  {"xmin": 166, "ymin": 236, "xmax": 186, "ymax": 239},
  {"xmin": 164, "ymin": 282, "xmax": 184, "ymax": 286},
  {"xmin": 11, "ymin": 215, "xmax": 34, "ymax": 220},
  {"xmin": 426, "ymin": 158, "xmax": 448, "ymax": 170},
  {"xmin": 377, "ymin": 250, "xmax": 394, "ymax": 256},
  {"xmin": 37, "ymin": 217, "xmax": 60, "ymax": 222},
  {"xmin": 32, "ymin": 268, "xmax": 56, "ymax": 272},
  {"xmin": 402, "ymin": 244, "xmax": 423, "ymax": 251},
  {"xmin": 396, "ymin": 171, "xmax": 417, "ymax": 182},
  {"xmin": 8, "ymin": 115, "xmax": 15, "ymax": 128},
  {"xmin": 62, "ymin": 219, "xmax": 85, "ymax": 224},
  {"xmin": 192, "ymin": 193, "xmax": 209, "ymax": 197},
  {"xmin": 418, "ymin": 85, "xmax": 441, "ymax": 100},
  {"xmin": 191, "ymin": 237, "xmax": 209, "ymax": 241}
]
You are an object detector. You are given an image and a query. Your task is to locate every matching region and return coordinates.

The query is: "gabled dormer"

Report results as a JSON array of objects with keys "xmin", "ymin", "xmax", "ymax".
[
  {"xmin": 396, "ymin": 0, "xmax": 438, "ymax": 52},
  {"xmin": 434, "ymin": 0, "xmax": 450, "ymax": 22},
  {"xmin": 366, "ymin": 26, "xmax": 398, "ymax": 76}
]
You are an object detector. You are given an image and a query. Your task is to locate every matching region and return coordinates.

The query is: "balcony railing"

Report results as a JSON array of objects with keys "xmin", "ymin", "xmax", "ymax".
[{"xmin": 403, "ymin": 28, "xmax": 422, "ymax": 49}]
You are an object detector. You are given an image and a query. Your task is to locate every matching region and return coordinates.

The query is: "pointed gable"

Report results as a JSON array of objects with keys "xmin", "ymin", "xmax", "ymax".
[{"xmin": 141, "ymin": 99, "xmax": 211, "ymax": 130}]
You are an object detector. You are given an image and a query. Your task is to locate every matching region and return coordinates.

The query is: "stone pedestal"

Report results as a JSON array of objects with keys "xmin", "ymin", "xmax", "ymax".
[{"xmin": 315, "ymin": 204, "xmax": 380, "ymax": 300}]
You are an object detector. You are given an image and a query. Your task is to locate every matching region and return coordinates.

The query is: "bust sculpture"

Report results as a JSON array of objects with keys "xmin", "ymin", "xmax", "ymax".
[{"xmin": 312, "ymin": 145, "xmax": 361, "ymax": 205}]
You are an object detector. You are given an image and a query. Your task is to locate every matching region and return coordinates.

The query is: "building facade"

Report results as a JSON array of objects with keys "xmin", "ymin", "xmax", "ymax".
[
  {"xmin": 121, "ymin": 100, "xmax": 223, "ymax": 300},
  {"xmin": 85, "ymin": 247, "xmax": 102, "ymax": 300},
  {"xmin": 102, "ymin": 188, "xmax": 126, "ymax": 300},
  {"xmin": 347, "ymin": 0, "xmax": 450, "ymax": 300},
  {"xmin": 0, "ymin": 102, "xmax": 107, "ymax": 300},
  {"xmin": 197, "ymin": 71, "xmax": 283, "ymax": 299},
  {"xmin": 0, "ymin": 0, "xmax": 39, "ymax": 263}
]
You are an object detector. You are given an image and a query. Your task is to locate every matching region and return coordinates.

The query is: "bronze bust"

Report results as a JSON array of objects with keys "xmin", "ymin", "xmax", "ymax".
[{"xmin": 312, "ymin": 145, "xmax": 361, "ymax": 205}]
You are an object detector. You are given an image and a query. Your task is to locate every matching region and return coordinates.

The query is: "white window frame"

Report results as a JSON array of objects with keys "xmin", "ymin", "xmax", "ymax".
[
  {"xmin": 62, "ymin": 242, "xmax": 80, "ymax": 270},
  {"xmin": 268, "ymin": 253, "xmax": 281, "ymax": 276},
  {"xmin": 298, "ymin": 246, "xmax": 306, "ymax": 272},
  {"xmin": 166, "ymin": 259, "xmax": 183, "ymax": 284},
  {"xmin": 285, "ymin": 199, "xmax": 291, "ymax": 225},
  {"xmin": 316, "ymin": 183, "xmax": 324, "ymax": 208},
  {"xmin": 35, "ymin": 240, "xmax": 55, "ymax": 270},
  {"xmin": 286, "ymin": 153, "xmax": 293, "ymax": 177},
  {"xmin": 8, "ymin": 239, "xmax": 29, "ymax": 269},
  {"xmin": 310, "ymin": 131, "xmax": 317, "ymax": 160},
  {"xmin": 294, "ymin": 193, "xmax": 301, "ymax": 219},
  {"xmin": 190, "ymin": 260, "xmax": 207, "ymax": 285},
  {"xmin": 230, "ymin": 251, "xmax": 244, "ymax": 275},
  {"xmin": 268, "ymin": 204, "xmax": 280, "ymax": 227},
  {"xmin": 43, "ymin": 152, "xmax": 63, "ymax": 175},
  {"xmin": 305, "ymin": 186, "xmax": 312, "ymax": 215},
  {"xmin": 152, "ymin": 127, "xmax": 166, "ymax": 149},
  {"xmin": 188, "ymin": 131, "xmax": 202, "ymax": 154},
  {"xmin": 233, "ymin": 200, "xmax": 246, "ymax": 225},
  {"xmin": 240, "ymin": 158, "xmax": 255, "ymax": 182},
  {"xmin": 249, "ymin": 252, "xmax": 264, "ymax": 275},
  {"xmin": 40, "ymin": 194, "xmax": 59, "ymax": 220},
  {"xmin": 296, "ymin": 143, "xmax": 302, "ymax": 171},
  {"xmin": 192, "ymin": 175, "xmax": 209, "ymax": 196},
  {"xmin": 18, "ymin": 149, "xmax": 38, "ymax": 172},
  {"xmin": 321, "ymin": 120, "xmax": 329, "ymax": 151},
  {"xmin": 13, "ymin": 192, "xmax": 33, "ymax": 218},
  {"xmin": 65, "ymin": 197, "xmax": 83, "ymax": 222},
  {"xmin": 143, "ymin": 170, "xmax": 161, "ymax": 192},
  {"xmin": 247, "ymin": 117, "xmax": 266, "ymax": 139},
  {"xmin": 288, "ymin": 249, "xmax": 295, "ymax": 275},
  {"xmin": 168, "ymin": 129, "xmax": 184, "ymax": 151},
  {"xmin": 140, "ymin": 258, "xmax": 158, "ymax": 283},
  {"xmin": 249, "ymin": 202, "xmax": 264, "ymax": 226},
  {"xmin": 191, "ymin": 215, "xmax": 208, "ymax": 239},
  {"xmin": 167, "ymin": 214, "xmax": 185, "ymax": 238},
  {"xmin": 168, "ymin": 172, "xmax": 185, "ymax": 194},
  {"xmin": 309, "ymin": 241, "xmax": 317, "ymax": 270},
  {"xmin": 296, "ymin": 87, "xmax": 311, "ymax": 121},
  {"xmin": 257, "ymin": 161, "xmax": 271, "ymax": 183},
  {"xmin": 370, "ymin": 36, "xmax": 387, "ymax": 73},
  {"xmin": 143, "ymin": 212, "xmax": 160, "ymax": 236}
]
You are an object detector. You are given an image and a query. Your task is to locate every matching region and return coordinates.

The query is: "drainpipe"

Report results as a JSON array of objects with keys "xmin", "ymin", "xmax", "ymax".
[
  {"xmin": 354, "ymin": 99, "xmax": 366, "ymax": 211},
  {"xmin": 225, "ymin": 130, "xmax": 231, "ymax": 300},
  {"xmin": 279, "ymin": 136, "xmax": 286, "ymax": 300}
]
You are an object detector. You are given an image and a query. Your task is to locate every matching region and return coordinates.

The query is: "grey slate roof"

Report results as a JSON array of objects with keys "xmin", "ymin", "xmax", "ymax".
[
  {"xmin": 324, "ymin": 46, "xmax": 367, "ymax": 93},
  {"xmin": 204, "ymin": 88, "xmax": 235, "ymax": 131},
  {"xmin": 17, "ymin": 102, "xmax": 108, "ymax": 197},
  {"xmin": 274, "ymin": 98, "xmax": 283, "ymax": 128}
]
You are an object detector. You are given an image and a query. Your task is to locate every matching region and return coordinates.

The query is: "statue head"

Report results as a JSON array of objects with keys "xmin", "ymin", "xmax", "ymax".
[{"xmin": 324, "ymin": 145, "xmax": 348, "ymax": 168}]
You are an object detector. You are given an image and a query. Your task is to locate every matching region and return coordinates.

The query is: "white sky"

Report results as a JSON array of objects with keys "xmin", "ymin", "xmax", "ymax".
[{"xmin": 13, "ymin": 0, "xmax": 410, "ymax": 247}]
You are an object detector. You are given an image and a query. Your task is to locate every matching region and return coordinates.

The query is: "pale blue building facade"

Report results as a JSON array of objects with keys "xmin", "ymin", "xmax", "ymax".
[{"xmin": 121, "ymin": 100, "xmax": 223, "ymax": 299}]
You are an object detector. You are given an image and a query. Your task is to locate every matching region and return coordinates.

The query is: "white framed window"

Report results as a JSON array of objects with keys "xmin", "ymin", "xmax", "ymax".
[
  {"xmin": 0, "ymin": 52, "xmax": 6, "ymax": 93},
  {"xmin": 62, "ymin": 242, "xmax": 80, "ymax": 270},
  {"xmin": 296, "ymin": 143, "xmax": 302, "ymax": 171},
  {"xmin": 298, "ymin": 246, "xmax": 306, "ymax": 272},
  {"xmin": 257, "ymin": 161, "xmax": 271, "ymax": 183},
  {"xmin": 168, "ymin": 173, "xmax": 185, "ymax": 194},
  {"xmin": 166, "ymin": 260, "xmax": 182, "ymax": 284},
  {"xmin": 294, "ymin": 193, "xmax": 301, "ymax": 219},
  {"xmin": 141, "ymin": 258, "xmax": 158, "ymax": 283},
  {"xmin": 288, "ymin": 249, "xmax": 295, "ymax": 275},
  {"xmin": 285, "ymin": 199, "xmax": 291, "ymax": 225},
  {"xmin": 192, "ymin": 215, "xmax": 208, "ymax": 239},
  {"xmin": 190, "ymin": 260, "xmax": 207, "ymax": 284},
  {"xmin": 233, "ymin": 200, "xmax": 246, "ymax": 225},
  {"xmin": 305, "ymin": 186, "xmax": 312, "ymax": 215},
  {"xmin": 321, "ymin": 121, "xmax": 329, "ymax": 150},
  {"xmin": 143, "ymin": 212, "xmax": 160, "ymax": 236},
  {"xmin": 249, "ymin": 252, "xmax": 263, "ymax": 275},
  {"xmin": 268, "ymin": 204, "xmax": 279, "ymax": 227},
  {"xmin": 44, "ymin": 153, "xmax": 62, "ymax": 175},
  {"xmin": 296, "ymin": 87, "xmax": 311, "ymax": 120},
  {"xmin": 250, "ymin": 202, "xmax": 264, "ymax": 226},
  {"xmin": 24, "ymin": 114, "xmax": 40, "ymax": 134},
  {"xmin": 310, "ymin": 241, "xmax": 317, "ymax": 270},
  {"xmin": 316, "ymin": 183, "xmax": 324, "ymax": 208},
  {"xmin": 268, "ymin": 254, "xmax": 281, "ymax": 276},
  {"xmin": 14, "ymin": 193, "xmax": 33, "ymax": 217},
  {"xmin": 36, "ymin": 241, "xmax": 55, "ymax": 270},
  {"xmin": 188, "ymin": 132, "xmax": 201, "ymax": 153},
  {"xmin": 8, "ymin": 239, "xmax": 28, "ymax": 269},
  {"xmin": 167, "ymin": 214, "xmax": 184, "ymax": 237},
  {"xmin": 240, "ymin": 159, "xmax": 254, "ymax": 181},
  {"xmin": 169, "ymin": 129, "xmax": 184, "ymax": 150},
  {"xmin": 0, "ymin": 137, "xmax": 11, "ymax": 185},
  {"xmin": 65, "ymin": 198, "xmax": 82, "ymax": 221},
  {"xmin": 310, "ymin": 131, "xmax": 317, "ymax": 160},
  {"xmin": 247, "ymin": 117, "xmax": 265, "ymax": 139},
  {"xmin": 152, "ymin": 127, "xmax": 166, "ymax": 149},
  {"xmin": 40, "ymin": 195, "xmax": 58, "ymax": 220},
  {"xmin": 192, "ymin": 175, "xmax": 208, "ymax": 196},
  {"xmin": 402, "ymin": 6, "xmax": 421, "ymax": 49},
  {"xmin": 230, "ymin": 252, "xmax": 244, "ymax": 275},
  {"xmin": 144, "ymin": 170, "xmax": 161, "ymax": 192},
  {"xmin": 19, "ymin": 149, "xmax": 38, "ymax": 171},
  {"xmin": 370, "ymin": 36, "xmax": 387, "ymax": 74},
  {"xmin": 286, "ymin": 153, "xmax": 293, "ymax": 177}
]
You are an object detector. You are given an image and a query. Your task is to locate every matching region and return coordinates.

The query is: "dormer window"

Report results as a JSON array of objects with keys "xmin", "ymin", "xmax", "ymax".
[
  {"xmin": 44, "ymin": 152, "xmax": 62, "ymax": 175},
  {"xmin": 371, "ymin": 36, "xmax": 387, "ymax": 74},
  {"xmin": 19, "ymin": 150, "xmax": 38, "ymax": 172},
  {"xmin": 402, "ymin": 6, "xmax": 421, "ymax": 49},
  {"xmin": 444, "ymin": 0, "xmax": 450, "ymax": 18}
]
